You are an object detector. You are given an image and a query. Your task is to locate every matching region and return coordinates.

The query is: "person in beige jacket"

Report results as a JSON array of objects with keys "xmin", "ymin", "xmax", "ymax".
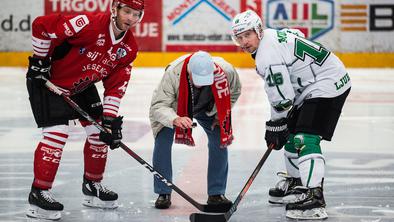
[{"xmin": 149, "ymin": 51, "xmax": 241, "ymax": 209}]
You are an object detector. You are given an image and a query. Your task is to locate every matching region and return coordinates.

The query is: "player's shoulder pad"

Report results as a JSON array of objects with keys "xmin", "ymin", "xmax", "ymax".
[{"xmin": 68, "ymin": 15, "xmax": 90, "ymax": 34}]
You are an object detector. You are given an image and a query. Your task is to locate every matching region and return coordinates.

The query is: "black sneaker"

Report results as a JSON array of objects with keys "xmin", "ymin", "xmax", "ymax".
[
  {"xmin": 155, "ymin": 194, "xmax": 171, "ymax": 209},
  {"xmin": 82, "ymin": 177, "xmax": 118, "ymax": 209},
  {"xmin": 285, "ymin": 187, "xmax": 328, "ymax": 220},
  {"xmin": 26, "ymin": 186, "xmax": 63, "ymax": 220},
  {"xmin": 207, "ymin": 194, "xmax": 232, "ymax": 205},
  {"xmin": 269, "ymin": 172, "xmax": 304, "ymax": 204}
]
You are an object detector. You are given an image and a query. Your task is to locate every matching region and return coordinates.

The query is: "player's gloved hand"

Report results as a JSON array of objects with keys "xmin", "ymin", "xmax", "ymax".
[
  {"xmin": 265, "ymin": 118, "xmax": 289, "ymax": 150},
  {"xmin": 26, "ymin": 56, "xmax": 51, "ymax": 87},
  {"xmin": 99, "ymin": 116, "xmax": 123, "ymax": 150}
]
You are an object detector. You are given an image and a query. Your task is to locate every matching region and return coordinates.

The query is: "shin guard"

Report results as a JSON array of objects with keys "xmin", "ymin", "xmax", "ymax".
[
  {"xmin": 295, "ymin": 133, "xmax": 325, "ymax": 188},
  {"xmin": 33, "ymin": 125, "xmax": 69, "ymax": 189},
  {"xmin": 284, "ymin": 134, "xmax": 300, "ymax": 178},
  {"xmin": 83, "ymin": 123, "xmax": 108, "ymax": 181}
]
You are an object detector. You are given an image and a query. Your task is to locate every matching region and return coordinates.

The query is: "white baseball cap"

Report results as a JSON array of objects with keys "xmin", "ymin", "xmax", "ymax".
[{"xmin": 188, "ymin": 51, "xmax": 214, "ymax": 86}]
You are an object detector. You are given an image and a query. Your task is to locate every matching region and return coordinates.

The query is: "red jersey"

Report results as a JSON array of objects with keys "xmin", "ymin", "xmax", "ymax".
[{"xmin": 31, "ymin": 13, "xmax": 138, "ymax": 117}]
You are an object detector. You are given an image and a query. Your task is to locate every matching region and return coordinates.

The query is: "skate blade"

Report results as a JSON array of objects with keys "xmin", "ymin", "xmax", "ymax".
[
  {"xmin": 269, "ymin": 194, "xmax": 302, "ymax": 204},
  {"xmin": 83, "ymin": 195, "xmax": 118, "ymax": 209},
  {"xmin": 26, "ymin": 204, "xmax": 62, "ymax": 221},
  {"xmin": 286, "ymin": 207, "xmax": 328, "ymax": 220}
]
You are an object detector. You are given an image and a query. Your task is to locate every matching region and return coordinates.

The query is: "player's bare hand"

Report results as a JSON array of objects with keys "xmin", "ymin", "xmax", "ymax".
[{"xmin": 173, "ymin": 117, "xmax": 193, "ymax": 129}]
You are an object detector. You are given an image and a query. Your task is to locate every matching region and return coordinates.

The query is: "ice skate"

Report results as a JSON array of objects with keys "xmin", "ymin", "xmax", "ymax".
[
  {"xmin": 82, "ymin": 177, "xmax": 118, "ymax": 209},
  {"xmin": 285, "ymin": 187, "xmax": 328, "ymax": 220},
  {"xmin": 269, "ymin": 172, "xmax": 304, "ymax": 204},
  {"xmin": 26, "ymin": 186, "xmax": 63, "ymax": 220}
]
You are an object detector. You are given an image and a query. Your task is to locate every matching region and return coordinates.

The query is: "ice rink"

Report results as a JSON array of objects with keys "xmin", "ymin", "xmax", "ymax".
[{"xmin": 0, "ymin": 67, "xmax": 393, "ymax": 222}]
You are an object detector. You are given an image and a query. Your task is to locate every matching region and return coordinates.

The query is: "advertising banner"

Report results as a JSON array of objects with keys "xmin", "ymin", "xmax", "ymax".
[
  {"xmin": 44, "ymin": 0, "xmax": 162, "ymax": 51},
  {"xmin": 0, "ymin": 0, "xmax": 43, "ymax": 51},
  {"xmin": 163, "ymin": 0, "xmax": 263, "ymax": 52},
  {"xmin": 1, "ymin": 0, "xmax": 393, "ymax": 53},
  {"xmin": 264, "ymin": 0, "xmax": 394, "ymax": 52}
]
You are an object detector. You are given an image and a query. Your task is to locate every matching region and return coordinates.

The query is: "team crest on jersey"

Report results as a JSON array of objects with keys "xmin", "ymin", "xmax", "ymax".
[
  {"xmin": 116, "ymin": 48, "xmax": 127, "ymax": 60},
  {"xmin": 72, "ymin": 74, "xmax": 99, "ymax": 94}
]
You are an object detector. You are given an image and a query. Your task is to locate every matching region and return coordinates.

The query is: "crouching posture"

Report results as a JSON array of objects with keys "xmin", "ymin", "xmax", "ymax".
[
  {"xmin": 149, "ymin": 51, "xmax": 241, "ymax": 209},
  {"xmin": 231, "ymin": 10, "xmax": 351, "ymax": 220},
  {"xmin": 25, "ymin": 0, "xmax": 144, "ymax": 220}
]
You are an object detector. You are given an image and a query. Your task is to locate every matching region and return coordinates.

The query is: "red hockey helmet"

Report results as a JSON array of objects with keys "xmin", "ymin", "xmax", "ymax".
[{"xmin": 116, "ymin": 0, "xmax": 144, "ymax": 11}]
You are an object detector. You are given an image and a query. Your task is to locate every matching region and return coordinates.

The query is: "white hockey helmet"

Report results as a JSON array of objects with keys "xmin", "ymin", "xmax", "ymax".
[{"xmin": 231, "ymin": 10, "xmax": 263, "ymax": 44}]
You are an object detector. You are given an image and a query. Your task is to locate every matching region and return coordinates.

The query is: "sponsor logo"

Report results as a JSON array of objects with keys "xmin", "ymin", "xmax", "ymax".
[
  {"xmin": 82, "ymin": 64, "xmax": 108, "ymax": 76},
  {"xmin": 120, "ymin": 42, "xmax": 131, "ymax": 51},
  {"xmin": 45, "ymin": 0, "xmax": 111, "ymax": 14},
  {"xmin": 107, "ymin": 46, "xmax": 116, "ymax": 61},
  {"xmin": 166, "ymin": 0, "xmax": 237, "ymax": 25},
  {"xmin": 41, "ymin": 146, "xmax": 62, "ymax": 163},
  {"xmin": 63, "ymin": 22, "xmax": 73, "ymax": 36},
  {"xmin": 340, "ymin": 4, "xmax": 394, "ymax": 32},
  {"xmin": 86, "ymin": 51, "xmax": 102, "ymax": 61},
  {"xmin": 69, "ymin": 15, "xmax": 89, "ymax": 33},
  {"xmin": 102, "ymin": 58, "xmax": 116, "ymax": 68},
  {"xmin": 96, "ymin": 33, "xmax": 105, "ymax": 46},
  {"xmin": 79, "ymin": 47, "xmax": 86, "ymax": 54},
  {"xmin": 89, "ymin": 145, "xmax": 108, "ymax": 153},
  {"xmin": 266, "ymin": 0, "xmax": 334, "ymax": 40}
]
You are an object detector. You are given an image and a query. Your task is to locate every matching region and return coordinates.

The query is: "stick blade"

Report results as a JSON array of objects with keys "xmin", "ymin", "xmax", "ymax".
[
  {"xmin": 190, "ymin": 213, "xmax": 226, "ymax": 222},
  {"xmin": 203, "ymin": 202, "xmax": 232, "ymax": 213}
]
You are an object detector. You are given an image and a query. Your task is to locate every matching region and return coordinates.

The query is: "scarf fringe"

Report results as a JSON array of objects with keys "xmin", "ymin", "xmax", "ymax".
[
  {"xmin": 219, "ymin": 135, "xmax": 234, "ymax": 149},
  {"xmin": 175, "ymin": 138, "xmax": 195, "ymax": 147}
]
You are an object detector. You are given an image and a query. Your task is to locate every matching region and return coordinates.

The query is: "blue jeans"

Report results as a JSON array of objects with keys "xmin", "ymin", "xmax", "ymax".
[{"xmin": 153, "ymin": 113, "xmax": 228, "ymax": 196}]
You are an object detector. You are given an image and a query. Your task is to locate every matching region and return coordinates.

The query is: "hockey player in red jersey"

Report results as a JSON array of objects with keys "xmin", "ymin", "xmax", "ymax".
[{"xmin": 25, "ymin": 0, "xmax": 144, "ymax": 220}]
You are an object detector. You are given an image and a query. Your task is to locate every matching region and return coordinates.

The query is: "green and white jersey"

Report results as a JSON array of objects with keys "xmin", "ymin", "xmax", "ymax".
[{"xmin": 255, "ymin": 28, "xmax": 351, "ymax": 120}]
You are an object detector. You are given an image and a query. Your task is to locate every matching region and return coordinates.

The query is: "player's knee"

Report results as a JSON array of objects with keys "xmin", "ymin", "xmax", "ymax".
[
  {"xmin": 294, "ymin": 133, "xmax": 321, "ymax": 157},
  {"xmin": 284, "ymin": 134, "xmax": 297, "ymax": 154},
  {"xmin": 84, "ymin": 124, "xmax": 107, "ymax": 146}
]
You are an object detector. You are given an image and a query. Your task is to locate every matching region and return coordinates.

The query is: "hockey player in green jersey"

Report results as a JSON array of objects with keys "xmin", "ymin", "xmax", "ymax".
[{"xmin": 231, "ymin": 10, "xmax": 351, "ymax": 220}]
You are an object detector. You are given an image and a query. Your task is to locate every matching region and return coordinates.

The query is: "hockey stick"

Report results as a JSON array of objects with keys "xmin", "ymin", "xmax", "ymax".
[
  {"xmin": 44, "ymin": 80, "xmax": 232, "ymax": 213},
  {"xmin": 190, "ymin": 146, "xmax": 273, "ymax": 222}
]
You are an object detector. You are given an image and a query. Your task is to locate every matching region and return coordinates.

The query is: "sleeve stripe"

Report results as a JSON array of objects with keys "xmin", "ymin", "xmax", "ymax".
[
  {"xmin": 103, "ymin": 109, "xmax": 118, "ymax": 116},
  {"xmin": 33, "ymin": 51, "xmax": 48, "ymax": 57},
  {"xmin": 103, "ymin": 104, "xmax": 119, "ymax": 110},
  {"xmin": 104, "ymin": 96, "xmax": 121, "ymax": 104},
  {"xmin": 103, "ymin": 107, "xmax": 118, "ymax": 113},
  {"xmin": 32, "ymin": 36, "xmax": 51, "ymax": 43},
  {"xmin": 33, "ymin": 47, "xmax": 49, "ymax": 53}
]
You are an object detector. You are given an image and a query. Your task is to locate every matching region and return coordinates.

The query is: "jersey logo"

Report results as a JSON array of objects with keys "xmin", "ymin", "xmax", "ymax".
[
  {"xmin": 63, "ymin": 23, "xmax": 73, "ymax": 36},
  {"xmin": 69, "ymin": 15, "xmax": 89, "ymax": 33},
  {"xmin": 116, "ymin": 48, "xmax": 127, "ymax": 60},
  {"xmin": 96, "ymin": 34, "xmax": 105, "ymax": 46}
]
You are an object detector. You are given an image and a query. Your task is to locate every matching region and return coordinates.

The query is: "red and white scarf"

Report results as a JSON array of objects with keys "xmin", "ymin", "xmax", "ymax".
[{"xmin": 175, "ymin": 55, "xmax": 233, "ymax": 148}]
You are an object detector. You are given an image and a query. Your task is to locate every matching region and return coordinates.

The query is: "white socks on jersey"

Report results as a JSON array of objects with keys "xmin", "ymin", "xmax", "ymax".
[
  {"xmin": 298, "ymin": 153, "xmax": 325, "ymax": 188},
  {"xmin": 284, "ymin": 150, "xmax": 300, "ymax": 178}
]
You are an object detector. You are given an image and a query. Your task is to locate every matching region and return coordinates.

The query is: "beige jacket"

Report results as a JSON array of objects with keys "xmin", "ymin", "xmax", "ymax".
[{"xmin": 149, "ymin": 55, "xmax": 242, "ymax": 138}]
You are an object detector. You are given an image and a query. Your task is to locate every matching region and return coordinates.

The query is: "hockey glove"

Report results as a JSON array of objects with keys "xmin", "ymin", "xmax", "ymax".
[
  {"xmin": 26, "ymin": 56, "xmax": 51, "ymax": 87},
  {"xmin": 265, "ymin": 118, "xmax": 290, "ymax": 150},
  {"xmin": 99, "ymin": 116, "xmax": 123, "ymax": 150}
]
